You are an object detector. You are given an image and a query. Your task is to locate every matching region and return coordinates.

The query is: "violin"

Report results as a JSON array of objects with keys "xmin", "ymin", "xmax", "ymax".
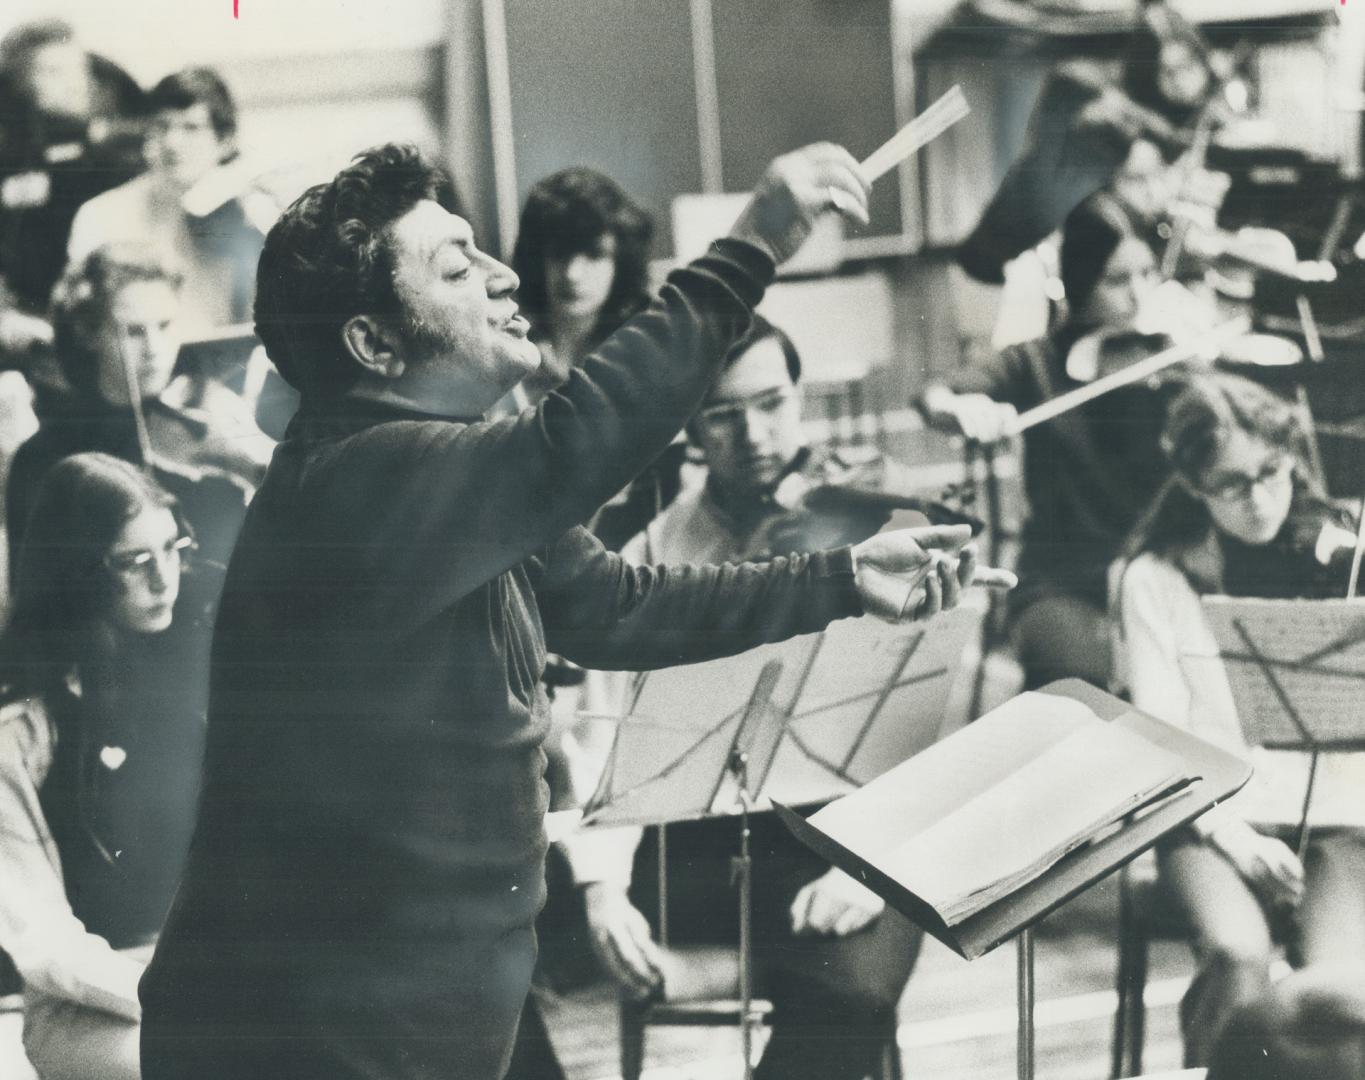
[
  {"xmin": 1172, "ymin": 222, "xmax": 1336, "ymax": 287},
  {"xmin": 761, "ymin": 462, "xmax": 985, "ymax": 559},
  {"xmin": 112, "ymin": 335, "xmax": 269, "ymax": 569},
  {"xmin": 1032, "ymin": 316, "xmax": 1253, "ymax": 438},
  {"xmin": 795, "ymin": 484, "xmax": 984, "ymax": 536},
  {"xmin": 1062, "ymin": 63, "xmax": 1195, "ymax": 155}
]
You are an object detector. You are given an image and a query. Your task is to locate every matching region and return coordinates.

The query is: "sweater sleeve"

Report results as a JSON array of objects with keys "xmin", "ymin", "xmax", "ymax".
[
  {"xmin": 336, "ymin": 240, "xmax": 775, "ymax": 631},
  {"xmin": 66, "ymin": 200, "xmax": 97, "ymax": 265},
  {"xmin": 944, "ymin": 341, "xmax": 1035, "ymax": 406},
  {"xmin": 1119, "ymin": 557, "xmax": 1237, "ymax": 837},
  {"xmin": 530, "ymin": 527, "xmax": 862, "ymax": 672},
  {"xmin": 0, "ymin": 699, "xmax": 144, "ymax": 1021}
]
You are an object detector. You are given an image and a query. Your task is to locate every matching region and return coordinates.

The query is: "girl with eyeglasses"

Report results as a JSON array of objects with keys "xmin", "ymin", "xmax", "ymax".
[
  {"xmin": 0, "ymin": 453, "xmax": 218, "ymax": 1080},
  {"xmin": 1114, "ymin": 373, "xmax": 1365, "ymax": 1067}
]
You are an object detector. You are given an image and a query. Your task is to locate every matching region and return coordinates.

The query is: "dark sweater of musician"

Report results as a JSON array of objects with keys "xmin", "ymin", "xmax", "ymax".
[
  {"xmin": 946, "ymin": 328, "xmax": 1168, "ymax": 613},
  {"xmin": 139, "ymin": 239, "xmax": 867, "ymax": 1079},
  {"xmin": 0, "ymin": 35, "xmax": 145, "ymax": 313},
  {"xmin": 922, "ymin": 192, "xmax": 1174, "ymax": 688}
]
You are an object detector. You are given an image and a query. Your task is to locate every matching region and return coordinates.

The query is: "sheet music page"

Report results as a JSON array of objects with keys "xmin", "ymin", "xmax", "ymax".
[
  {"xmin": 762, "ymin": 606, "xmax": 978, "ymax": 807},
  {"xmin": 580, "ymin": 714, "xmax": 736, "ymax": 826},
  {"xmin": 581, "ymin": 636, "xmax": 818, "ymax": 824},
  {"xmin": 584, "ymin": 610, "xmax": 980, "ymax": 823},
  {"xmin": 876, "ymin": 722, "xmax": 1188, "ymax": 923},
  {"xmin": 807, "ymin": 690, "xmax": 1098, "ymax": 857},
  {"xmin": 1202, "ymin": 597, "xmax": 1365, "ymax": 746}
]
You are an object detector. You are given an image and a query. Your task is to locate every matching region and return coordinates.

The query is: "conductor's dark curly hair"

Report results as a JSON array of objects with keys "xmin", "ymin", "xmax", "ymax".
[
  {"xmin": 510, "ymin": 167, "xmax": 653, "ymax": 348},
  {"xmin": 254, "ymin": 143, "xmax": 463, "ymax": 398}
]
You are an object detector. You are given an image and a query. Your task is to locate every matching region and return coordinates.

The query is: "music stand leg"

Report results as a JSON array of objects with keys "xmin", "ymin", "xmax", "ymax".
[
  {"xmin": 730, "ymin": 753, "xmax": 757, "ymax": 1080},
  {"xmin": 1017, "ymin": 928, "xmax": 1035, "ymax": 1080},
  {"xmin": 1296, "ymin": 749, "xmax": 1321, "ymax": 862},
  {"xmin": 1296, "ymin": 295, "xmax": 1324, "ymax": 363}
]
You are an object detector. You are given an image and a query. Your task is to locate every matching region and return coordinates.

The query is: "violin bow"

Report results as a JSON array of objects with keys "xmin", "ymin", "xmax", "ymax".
[
  {"xmin": 1348, "ymin": 494, "xmax": 1365, "ymax": 601},
  {"xmin": 113, "ymin": 331, "xmax": 158, "ymax": 471},
  {"xmin": 1008, "ymin": 316, "xmax": 1251, "ymax": 436}
]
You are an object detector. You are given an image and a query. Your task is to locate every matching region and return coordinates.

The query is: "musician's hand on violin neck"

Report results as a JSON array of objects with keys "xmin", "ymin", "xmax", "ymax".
[
  {"xmin": 851, "ymin": 524, "xmax": 1016, "ymax": 625},
  {"xmin": 0, "ymin": 308, "xmax": 53, "ymax": 357},
  {"xmin": 1175, "ymin": 166, "xmax": 1231, "ymax": 217},
  {"xmin": 921, "ymin": 386, "xmax": 1017, "ymax": 445}
]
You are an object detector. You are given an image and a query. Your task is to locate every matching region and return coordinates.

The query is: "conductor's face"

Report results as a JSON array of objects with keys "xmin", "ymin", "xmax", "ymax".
[{"xmin": 385, "ymin": 200, "xmax": 540, "ymax": 411}]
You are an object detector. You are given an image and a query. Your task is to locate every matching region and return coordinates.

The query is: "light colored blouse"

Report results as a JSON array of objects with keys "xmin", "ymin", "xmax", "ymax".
[
  {"xmin": 0, "ymin": 695, "xmax": 144, "ymax": 1020},
  {"xmin": 1119, "ymin": 552, "xmax": 1365, "ymax": 835}
]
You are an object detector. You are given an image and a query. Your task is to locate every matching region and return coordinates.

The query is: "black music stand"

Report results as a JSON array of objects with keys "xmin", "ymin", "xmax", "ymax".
[
  {"xmin": 1202, "ymin": 596, "xmax": 1365, "ymax": 854},
  {"xmin": 776, "ymin": 679, "xmax": 1252, "ymax": 1080},
  {"xmin": 578, "ymin": 609, "xmax": 979, "ymax": 1078}
]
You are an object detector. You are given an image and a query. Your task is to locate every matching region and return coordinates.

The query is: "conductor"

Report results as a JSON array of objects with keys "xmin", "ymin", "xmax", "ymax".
[{"xmin": 138, "ymin": 140, "xmax": 1008, "ymax": 1080}]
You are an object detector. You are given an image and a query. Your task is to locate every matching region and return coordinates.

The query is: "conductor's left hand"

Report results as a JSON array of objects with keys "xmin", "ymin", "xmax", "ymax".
[
  {"xmin": 851, "ymin": 525, "xmax": 1016, "ymax": 623},
  {"xmin": 789, "ymin": 868, "xmax": 885, "ymax": 937}
]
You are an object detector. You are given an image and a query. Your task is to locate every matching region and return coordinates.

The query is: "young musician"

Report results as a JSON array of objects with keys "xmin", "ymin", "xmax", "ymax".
[
  {"xmin": 509, "ymin": 167, "xmax": 654, "ymax": 402},
  {"xmin": 1116, "ymin": 372, "xmax": 1365, "ymax": 1066},
  {"xmin": 919, "ymin": 193, "xmax": 1172, "ymax": 688},
  {"xmin": 0, "ymin": 19, "xmax": 144, "ymax": 343},
  {"xmin": 508, "ymin": 167, "xmax": 677, "ymax": 549},
  {"xmin": 554, "ymin": 315, "xmax": 925, "ymax": 1080},
  {"xmin": 6, "ymin": 244, "xmax": 272, "ymax": 573},
  {"xmin": 68, "ymin": 67, "xmax": 270, "ymax": 337},
  {"xmin": 138, "ymin": 141, "xmax": 1005, "ymax": 1080},
  {"xmin": 956, "ymin": 0, "xmax": 1224, "ymax": 284},
  {"xmin": 0, "ymin": 454, "xmax": 216, "ymax": 1080}
]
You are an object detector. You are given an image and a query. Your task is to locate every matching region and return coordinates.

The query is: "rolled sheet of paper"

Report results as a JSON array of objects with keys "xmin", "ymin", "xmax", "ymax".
[{"xmin": 859, "ymin": 84, "xmax": 969, "ymax": 184}]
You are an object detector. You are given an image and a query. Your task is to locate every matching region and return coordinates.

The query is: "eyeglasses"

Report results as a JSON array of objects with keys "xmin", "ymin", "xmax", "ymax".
[
  {"xmin": 1199, "ymin": 455, "xmax": 1293, "ymax": 502},
  {"xmin": 694, "ymin": 386, "xmax": 796, "ymax": 434},
  {"xmin": 103, "ymin": 534, "xmax": 196, "ymax": 579}
]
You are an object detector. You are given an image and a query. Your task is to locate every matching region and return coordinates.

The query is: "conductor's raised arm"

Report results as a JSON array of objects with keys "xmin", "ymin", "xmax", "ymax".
[{"xmin": 330, "ymin": 144, "xmax": 873, "ymax": 627}]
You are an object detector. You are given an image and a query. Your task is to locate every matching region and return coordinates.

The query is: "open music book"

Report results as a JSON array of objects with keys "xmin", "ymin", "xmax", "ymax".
[{"xmin": 796, "ymin": 692, "xmax": 1194, "ymax": 927}]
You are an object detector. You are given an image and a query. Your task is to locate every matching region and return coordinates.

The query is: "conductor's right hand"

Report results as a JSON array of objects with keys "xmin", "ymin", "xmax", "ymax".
[
  {"xmin": 728, "ymin": 143, "xmax": 870, "ymax": 266},
  {"xmin": 852, "ymin": 524, "xmax": 1016, "ymax": 623},
  {"xmin": 582, "ymin": 881, "xmax": 666, "ymax": 1000}
]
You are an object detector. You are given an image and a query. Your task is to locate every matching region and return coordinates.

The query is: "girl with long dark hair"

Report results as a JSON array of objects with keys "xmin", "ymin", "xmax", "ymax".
[
  {"xmin": 0, "ymin": 453, "xmax": 217, "ymax": 1080},
  {"xmin": 920, "ymin": 192, "xmax": 1171, "ymax": 688},
  {"xmin": 510, "ymin": 167, "xmax": 654, "ymax": 403},
  {"xmin": 1115, "ymin": 373, "xmax": 1365, "ymax": 1066},
  {"xmin": 508, "ymin": 168, "xmax": 670, "ymax": 550}
]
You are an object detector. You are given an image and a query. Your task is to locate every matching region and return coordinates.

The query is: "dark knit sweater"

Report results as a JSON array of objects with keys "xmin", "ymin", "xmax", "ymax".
[
  {"xmin": 948, "ymin": 331, "xmax": 1170, "ymax": 611},
  {"xmin": 38, "ymin": 571, "xmax": 217, "ymax": 950},
  {"xmin": 139, "ymin": 240, "xmax": 863, "ymax": 1080}
]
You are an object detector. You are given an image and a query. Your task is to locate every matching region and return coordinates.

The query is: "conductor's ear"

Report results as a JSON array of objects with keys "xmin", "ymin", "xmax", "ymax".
[{"xmin": 342, "ymin": 315, "xmax": 406, "ymax": 379}]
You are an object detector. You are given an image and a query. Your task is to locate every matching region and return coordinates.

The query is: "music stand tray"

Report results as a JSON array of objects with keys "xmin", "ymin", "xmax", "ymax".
[{"xmin": 774, "ymin": 679, "xmax": 1250, "ymax": 1080}]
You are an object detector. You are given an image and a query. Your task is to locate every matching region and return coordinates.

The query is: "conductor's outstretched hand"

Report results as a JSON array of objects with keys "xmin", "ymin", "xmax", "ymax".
[
  {"xmin": 852, "ymin": 525, "xmax": 1016, "ymax": 623},
  {"xmin": 728, "ymin": 143, "xmax": 871, "ymax": 265}
]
